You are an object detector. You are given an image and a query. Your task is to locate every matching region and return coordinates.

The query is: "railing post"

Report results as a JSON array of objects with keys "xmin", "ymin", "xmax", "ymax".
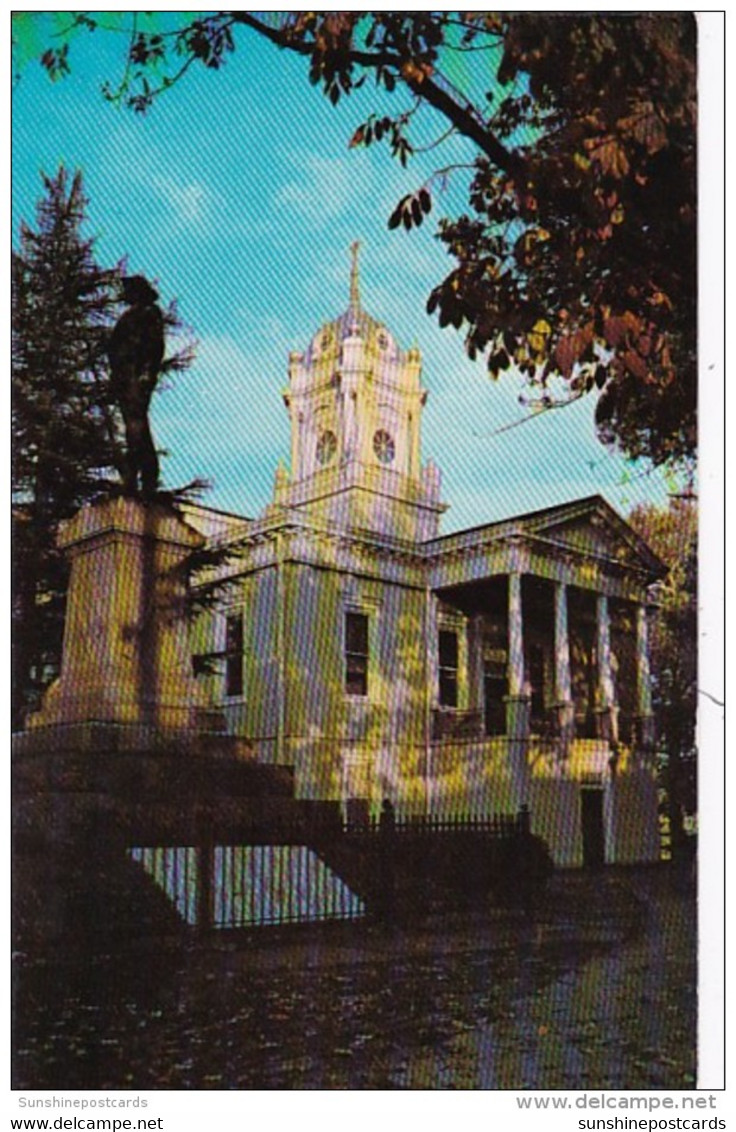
[
  {"xmin": 378, "ymin": 797, "xmax": 396, "ymax": 922},
  {"xmin": 197, "ymin": 841, "xmax": 214, "ymax": 931}
]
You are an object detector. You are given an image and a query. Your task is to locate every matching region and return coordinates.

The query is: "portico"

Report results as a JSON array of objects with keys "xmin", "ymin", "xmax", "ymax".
[{"xmin": 430, "ymin": 517, "xmax": 658, "ymax": 749}]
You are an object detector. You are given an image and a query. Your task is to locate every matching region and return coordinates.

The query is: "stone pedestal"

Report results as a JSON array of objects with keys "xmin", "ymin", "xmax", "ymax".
[{"xmin": 24, "ymin": 498, "xmax": 210, "ymax": 745}]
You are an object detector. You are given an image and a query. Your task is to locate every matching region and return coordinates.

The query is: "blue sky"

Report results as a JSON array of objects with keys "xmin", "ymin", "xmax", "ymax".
[{"xmin": 12, "ymin": 13, "xmax": 679, "ymax": 532}]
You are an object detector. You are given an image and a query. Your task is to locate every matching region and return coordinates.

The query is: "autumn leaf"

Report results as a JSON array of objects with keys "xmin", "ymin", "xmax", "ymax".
[
  {"xmin": 554, "ymin": 325, "xmax": 593, "ymax": 378},
  {"xmin": 603, "ymin": 311, "xmax": 640, "ymax": 348},
  {"xmin": 622, "ymin": 348, "xmax": 649, "ymax": 381},
  {"xmin": 528, "ymin": 318, "xmax": 552, "ymax": 359},
  {"xmin": 586, "ymin": 136, "xmax": 631, "ymax": 178},
  {"xmin": 401, "ymin": 60, "xmax": 427, "ymax": 84},
  {"xmin": 618, "ymin": 102, "xmax": 668, "ymax": 154}
]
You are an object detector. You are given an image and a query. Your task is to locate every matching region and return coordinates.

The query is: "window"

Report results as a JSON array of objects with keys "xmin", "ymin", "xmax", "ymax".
[
  {"xmin": 345, "ymin": 611, "xmax": 369, "ymax": 697},
  {"xmin": 438, "ymin": 629, "xmax": 459, "ymax": 707},
  {"xmin": 373, "ymin": 429, "xmax": 395, "ymax": 464},
  {"xmin": 316, "ymin": 429, "xmax": 337, "ymax": 465},
  {"xmin": 225, "ymin": 612, "xmax": 244, "ymax": 698}
]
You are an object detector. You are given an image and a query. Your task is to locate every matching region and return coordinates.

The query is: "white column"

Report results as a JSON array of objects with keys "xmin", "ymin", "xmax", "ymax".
[
  {"xmin": 506, "ymin": 572, "xmax": 530, "ymax": 810},
  {"xmin": 468, "ymin": 613, "xmax": 485, "ymax": 716},
  {"xmin": 508, "ymin": 572, "xmax": 526, "ymax": 698},
  {"xmin": 554, "ymin": 582, "xmax": 574, "ymax": 752},
  {"xmin": 635, "ymin": 603, "xmax": 656, "ymax": 751},
  {"xmin": 596, "ymin": 595, "xmax": 615, "ymax": 706},
  {"xmin": 636, "ymin": 604, "xmax": 653, "ymax": 716},
  {"xmin": 554, "ymin": 582, "xmax": 572, "ymax": 703},
  {"xmin": 596, "ymin": 594, "xmax": 618, "ymax": 743}
]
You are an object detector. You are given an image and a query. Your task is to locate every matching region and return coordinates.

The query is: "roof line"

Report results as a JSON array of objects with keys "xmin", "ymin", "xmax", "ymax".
[
  {"xmin": 181, "ymin": 501, "xmax": 253, "ymax": 521},
  {"xmin": 427, "ymin": 494, "xmax": 606, "ymax": 545}
]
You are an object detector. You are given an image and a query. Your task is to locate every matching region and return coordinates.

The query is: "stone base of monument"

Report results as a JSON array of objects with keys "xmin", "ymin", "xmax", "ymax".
[
  {"xmin": 12, "ymin": 719, "xmax": 248, "ymax": 758},
  {"xmin": 13, "ymin": 497, "xmax": 241, "ymax": 758},
  {"xmin": 11, "ymin": 498, "xmax": 343, "ymax": 946},
  {"xmin": 12, "ymin": 750, "xmax": 338, "ymax": 947}
]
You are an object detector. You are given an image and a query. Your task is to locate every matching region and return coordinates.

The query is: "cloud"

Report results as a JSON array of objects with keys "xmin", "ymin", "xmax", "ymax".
[
  {"xmin": 273, "ymin": 153, "xmax": 360, "ymax": 226},
  {"xmin": 151, "ymin": 174, "xmax": 210, "ymax": 228},
  {"xmin": 152, "ymin": 332, "xmax": 290, "ymax": 514}
]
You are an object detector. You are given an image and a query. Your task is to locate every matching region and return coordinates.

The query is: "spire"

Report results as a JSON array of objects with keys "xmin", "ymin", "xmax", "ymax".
[{"xmin": 349, "ymin": 240, "xmax": 361, "ymax": 309}]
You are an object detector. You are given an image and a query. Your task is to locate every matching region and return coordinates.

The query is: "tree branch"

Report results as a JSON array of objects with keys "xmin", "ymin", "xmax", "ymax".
[
  {"xmin": 229, "ymin": 11, "xmax": 527, "ymax": 181},
  {"xmin": 473, "ymin": 390, "xmax": 585, "ymax": 438}
]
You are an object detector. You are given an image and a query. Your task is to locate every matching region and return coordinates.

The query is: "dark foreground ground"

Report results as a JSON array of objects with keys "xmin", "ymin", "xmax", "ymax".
[{"xmin": 13, "ymin": 864, "xmax": 696, "ymax": 1090}]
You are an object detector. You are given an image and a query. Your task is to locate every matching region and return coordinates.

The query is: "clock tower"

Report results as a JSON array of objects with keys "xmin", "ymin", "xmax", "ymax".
[{"xmin": 274, "ymin": 244, "xmax": 446, "ymax": 541}]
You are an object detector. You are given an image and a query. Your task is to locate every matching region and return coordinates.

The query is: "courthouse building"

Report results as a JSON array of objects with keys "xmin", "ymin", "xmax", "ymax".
[{"xmin": 188, "ymin": 253, "xmax": 666, "ymax": 867}]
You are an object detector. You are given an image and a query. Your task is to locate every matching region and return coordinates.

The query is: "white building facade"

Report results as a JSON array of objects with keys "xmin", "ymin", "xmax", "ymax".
[{"xmin": 190, "ymin": 253, "xmax": 666, "ymax": 867}]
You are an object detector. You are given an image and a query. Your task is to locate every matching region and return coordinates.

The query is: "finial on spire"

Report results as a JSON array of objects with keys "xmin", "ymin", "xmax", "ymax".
[{"xmin": 349, "ymin": 240, "xmax": 361, "ymax": 309}]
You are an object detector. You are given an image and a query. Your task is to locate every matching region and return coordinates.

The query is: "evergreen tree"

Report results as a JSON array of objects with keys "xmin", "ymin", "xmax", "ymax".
[{"xmin": 12, "ymin": 167, "xmax": 123, "ymax": 726}]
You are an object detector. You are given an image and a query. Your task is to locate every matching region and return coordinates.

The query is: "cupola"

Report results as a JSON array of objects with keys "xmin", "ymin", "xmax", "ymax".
[{"xmin": 275, "ymin": 244, "xmax": 447, "ymax": 541}]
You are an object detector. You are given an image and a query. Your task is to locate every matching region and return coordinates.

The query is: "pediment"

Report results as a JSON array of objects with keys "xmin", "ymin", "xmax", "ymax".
[
  {"xmin": 538, "ymin": 516, "xmax": 639, "ymax": 565},
  {"xmin": 525, "ymin": 498, "xmax": 666, "ymax": 576}
]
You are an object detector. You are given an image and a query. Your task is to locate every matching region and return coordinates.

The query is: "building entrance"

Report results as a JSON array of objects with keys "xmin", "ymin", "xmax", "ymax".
[
  {"xmin": 483, "ymin": 655, "xmax": 507, "ymax": 736},
  {"xmin": 580, "ymin": 787, "xmax": 605, "ymax": 867}
]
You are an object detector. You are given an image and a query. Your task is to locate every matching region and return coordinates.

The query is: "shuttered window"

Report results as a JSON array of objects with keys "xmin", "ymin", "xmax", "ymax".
[
  {"xmin": 225, "ymin": 613, "xmax": 244, "ymax": 698},
  {"xmin": 438, "ymin": 629, "xmax": 459, "ymax": 707},
  {"xmin": 345, "ymin": 612, "xmax": 369, "ymax": 697}
]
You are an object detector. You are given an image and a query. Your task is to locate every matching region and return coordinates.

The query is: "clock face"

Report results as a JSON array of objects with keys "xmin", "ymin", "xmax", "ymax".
[
  {"xmin": 373, "ymin": 429, "xmax": 395, "ymax": 465},
  {"xmin": 316, "ymin": 429, "xmax": 337, "ymax": 466}
]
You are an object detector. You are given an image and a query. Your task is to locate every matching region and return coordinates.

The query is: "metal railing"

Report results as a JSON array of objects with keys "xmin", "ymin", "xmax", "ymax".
[
  {"xmin": 129, "ymin": 843, "xmax": 366, "ymax": 930},
  {"xmin": 127, "ymin": 807, "xmax": 533, "ymax": 930},
  {"xmin": 346, "ymin": 810, "xmax": 529, "ymax": 836}
]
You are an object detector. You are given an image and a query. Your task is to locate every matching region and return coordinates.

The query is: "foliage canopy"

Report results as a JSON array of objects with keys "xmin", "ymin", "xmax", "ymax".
[{"xmin": 16, "ymin": 12, "xmax": 697, "ymax": 470}]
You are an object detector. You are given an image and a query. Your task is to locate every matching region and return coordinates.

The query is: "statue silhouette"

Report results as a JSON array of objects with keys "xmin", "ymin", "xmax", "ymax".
[{"xmin": 107, "ymin": 276, "xmax": 165, "ymax": 498}]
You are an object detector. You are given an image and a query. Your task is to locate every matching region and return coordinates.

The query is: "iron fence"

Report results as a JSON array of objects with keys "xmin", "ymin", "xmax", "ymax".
[
  {"xmin": 347, "ymin": 810, "xmax": 528, "ymax": 836},
  {"xmin": 128, "ymin": 843, "xmax": 365, "ymax": 929},
  {"xmin": 127, "ymin": 807, "xmax": 535, "ymax": 930},
  {"xmin": 212, "ymin": 845, "xmax": 364, "ymax": 927}
]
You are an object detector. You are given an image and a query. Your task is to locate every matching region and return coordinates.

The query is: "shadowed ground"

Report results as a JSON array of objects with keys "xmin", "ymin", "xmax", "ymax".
[{"xmin": 13, "ymin": 864, "xmax": 695, "ymax": 1090}]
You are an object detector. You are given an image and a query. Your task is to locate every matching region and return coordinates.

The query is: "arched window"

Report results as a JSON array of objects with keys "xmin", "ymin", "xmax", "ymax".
[{"xmin": 373, "ymin": 429, "xmax": 395, "ymax": 465}]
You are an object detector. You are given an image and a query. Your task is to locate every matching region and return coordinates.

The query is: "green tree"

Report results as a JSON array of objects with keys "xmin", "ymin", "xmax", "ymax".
[
  {"xmin": 12, "ymin": 168, "xmax": 126, "ymax": 726},
  {"xmin": 628, "ymin": 497, "xmax": 697, "ymax": 852},
  {"xmin": 15, "ymin": 12, "xmax": 697, "ymax": 469},
  {"xmin": 12, "ymin": 167, "xmax": 200, "ymax": 726}
]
